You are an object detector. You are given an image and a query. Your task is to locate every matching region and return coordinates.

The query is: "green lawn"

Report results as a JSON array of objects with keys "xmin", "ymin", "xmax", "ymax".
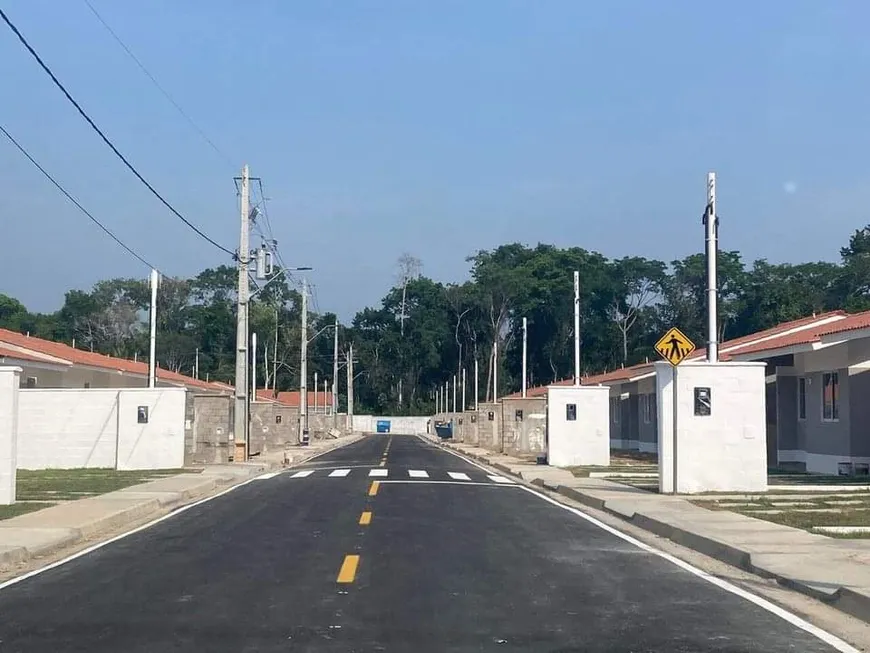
[
  {"xmin": 15, "ymin": 468, "xmax": 200, "ymax": 502},
  {"xmin": 0, "ymin": 502, "xmax": 53, "ymax": 521}
]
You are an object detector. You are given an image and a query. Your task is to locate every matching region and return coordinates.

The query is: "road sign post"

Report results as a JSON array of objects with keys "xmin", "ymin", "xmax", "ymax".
[{"xmin": 654, "ymin": 327, "xmax": 696, "ymax": 494}]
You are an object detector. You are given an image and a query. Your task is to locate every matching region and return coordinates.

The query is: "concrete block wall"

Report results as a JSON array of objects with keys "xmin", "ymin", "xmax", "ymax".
[
  {"xmin": 476, "ymin": 403, "xmax": 502, "ymax": 451},
  {"xmin": 17, "ymin": 388, "xmax": 187, "ymax": 470},
  {"xmin": 500, "ymin": 397, "xmax": 547, "ymax": 457},
  {"xmin": 250, "ymin": 402, "xmax": 299, "ymax": 453},
  {"xmin": 0, "ymin": 367, "xmax": 21, "ymax": 504},
  {"xmin": 547, "ymin": 385, "xmax": 610, "ymax": 467},
  {"xmin": 352, "ymin": 415, "xmax": 430, "ymax": 435},
  {"xmin": 187, "ymin": 394, "xmax": 232, "ymax": 465}
]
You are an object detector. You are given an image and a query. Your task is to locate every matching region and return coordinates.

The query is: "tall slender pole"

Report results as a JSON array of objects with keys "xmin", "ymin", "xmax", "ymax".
[
  {"xmin": 706, "ymin": 172, "xmax": 719, "ymax": 363},
  {"xmin": 323, "ymin": 378, "xmax": 328, "ymax": 413},
  {"xmin": 251, "ymin": 332, "xmax": 257, "ymax": 402},
  {"xmin": 462, "ymin": 367, "xmax": 466, "ymax": 411},
  {"xmin": 452, "ymin": 374, "xmax": 457, "ymax": 412},
  {"xmin": 272, "ymin": 308, "xmax": 278, "ymax": 392},
  {"xmin": 300, "ymin": 277, "xmax": 309, "ymax": 443},
  {"xmin": 314, "ymin": 371, "xmax": 318, "ymax": 414},
  {"xmin": 234, "ymin": 165, "xmax": 250, "ymax": 461},
  {"xmin": 332, "ymin": 319, "xmax": 339, "ymax": 420},
  {"xmin": 493, "ymin": 340, "xmax": 499, "ymax": 402},
  {"xmin": 573, "ymin": 270, "xmax": 580, "ymax": 384},
  {"xmin": 522, "ymin": 316, "xmax": 528, "ymax": 398},
  {"xmin": 474, "ymin": 359, "xmax": 479, "ymax": 411},
  {"xmin": 347, "ymin": 344, "xmax": 355, "ymax": 421},
  {"xmin": 148, "ymin": 268, "xmax": 158, "ymax": 388},
  {"xmin": 194, "ymin": 347, "xmax": 199, "ymax": 380},
  {"xmin": 444, "ymin": 381, "xmax": 448, "ymax": 412}
]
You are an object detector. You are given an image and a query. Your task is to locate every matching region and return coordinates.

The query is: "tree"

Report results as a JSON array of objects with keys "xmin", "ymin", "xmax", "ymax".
[{"xmin": 608, "ymin": 257, "xmax": 666, "ymax": 365}]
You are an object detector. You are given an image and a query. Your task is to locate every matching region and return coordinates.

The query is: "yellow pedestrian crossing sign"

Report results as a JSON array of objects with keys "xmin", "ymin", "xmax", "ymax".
[{"xmin": 655, "ymin": 327, "xmax": 696, "ymax": 366}]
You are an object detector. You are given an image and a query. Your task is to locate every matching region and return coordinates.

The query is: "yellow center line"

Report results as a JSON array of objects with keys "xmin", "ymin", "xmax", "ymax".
[
  {"xmin": 368, "ymin": 481, "xmax": 380, "ymax": 496},
  {"xmin": 359, "ymin": 511, "xmax": 372, "ymax": 525},
  {"xmin": 337, "ymin": 554, "xmax": 360, "ymax": 583}
]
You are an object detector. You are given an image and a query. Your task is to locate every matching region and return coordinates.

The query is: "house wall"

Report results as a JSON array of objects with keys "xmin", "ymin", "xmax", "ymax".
[
  {"xmin": 17, "ymin": 388, "xmax": 187, "ymax": 470},
  {"xmin": 500, "ymin": 397, "xmax": 547, "ymax": 457},
  {"xmin": 849, "ymin": 370, "xmax": 870, "ymax": 459},
  {"xmin": 0, "ymin": 367, "xmax": 21, "ymax": 504}
]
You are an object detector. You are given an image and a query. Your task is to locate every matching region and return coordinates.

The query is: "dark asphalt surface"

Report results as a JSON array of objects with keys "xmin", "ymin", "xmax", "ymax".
[{"xmin": 0, "ymin": 434, "xmax": 849, "ymax": 652}]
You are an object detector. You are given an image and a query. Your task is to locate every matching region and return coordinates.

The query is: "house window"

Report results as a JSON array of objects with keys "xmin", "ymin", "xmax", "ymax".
[
  {"xmin": 25, "ymin": 376, "xmax": 37, "ymax": 388},
  {"xmin": 610, "ymin": 397, "xmax": 620, "ymax": 424},
  {"xmin": 822, "ymin": 372, "xmax": 839, "ymax": 421},
  {"xmin": 641, "ymin": 394, "xmax": 652, "ymax": 424},
  {"xmin": 797, "ymin": 377, "xmax": 806, "ymax": 421}
]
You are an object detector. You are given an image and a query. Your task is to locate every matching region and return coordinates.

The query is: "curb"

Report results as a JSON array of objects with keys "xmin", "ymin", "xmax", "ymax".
[
  {"xmin": 442, "ymin": 443, "xmax": 870, "ymax": 625},
  {"xmin": 0, "ymin": 435, "xmax": 366, "ymax": 571}
]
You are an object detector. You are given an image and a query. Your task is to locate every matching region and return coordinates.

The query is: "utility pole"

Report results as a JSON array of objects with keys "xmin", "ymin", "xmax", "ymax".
[
  {"xmin": 194, "ymin": 347, "xmax": 199, "ymax": 380},
  {"xmin": 573, "ymin": 270, "xmax": 580, "ymax": 385},
  {"xmin": 452, "ymin": 374, "xmax": 457, "ymax": 412},
  {"xmin": 493, "ymin": 339, "xmax": 498, "ymax": 402},
  {"xmin": 148, "ymin": 268, "xmax": 158, "ymax": 388},
  {"xmin": 346, "ymin": 344, "xmax": 355, "ymax": 421},
  {"xmin": 474, "ymin": 359, "xmax": 479, "ymax": 411},
  {"xmin": 233, "ymin": 164, "xmax": 251, "ymax": 462},
  {"xmin": 300, "ymin": 277, "xmax": 309, "ymax": 444},
  {"xmin": 323, "ymin": 378, "xmax": 328, "ymax": 413},
  {"xmin": 272, "ymin": 308, "xmax": 278, "ymax": 393},
  {"xmin": 462, "ymin": 367, "xmax": 466, "ymax": 411},
  {"xmin": 251, "ymin": 332, "xmax": 257, "ymax": 402},
  {"xmin": 522, "ymin": 316, "xmax": 528, "ymax": 398},
  {"xmin": 314, "ymin": 371, "xmax": 318, "ymax": 414},
  {"xmin": 705, "ymin": 172, "xmax": 719, "ymax": 363},
  {"xmin": 332, "ymin": 319, "xmax": 339, "ymax": 421}
]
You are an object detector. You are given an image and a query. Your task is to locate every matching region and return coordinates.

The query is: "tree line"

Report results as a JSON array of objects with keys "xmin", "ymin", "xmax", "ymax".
[{"xmin": 2, "ymin": 226, "xmax": 870, "ymax": 414}]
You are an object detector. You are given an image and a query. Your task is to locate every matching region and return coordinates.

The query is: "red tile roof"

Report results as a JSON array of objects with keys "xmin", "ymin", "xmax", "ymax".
[
  {"xmin": 0, "ymin": 344, "xmax": 69, "ymax": 365},
  {"xmin": 0, "ymin": 328, "xmax": 231, "ymax": 393}
]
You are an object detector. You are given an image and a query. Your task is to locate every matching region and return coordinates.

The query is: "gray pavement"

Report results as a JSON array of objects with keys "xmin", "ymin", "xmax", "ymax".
[
  {"xmin": 0, "ymin": 434, "xmax": 859, "ymax": 651},
  {"xmin": 439, "ymin": 439, "xmax": 870, "ymax": 626}
]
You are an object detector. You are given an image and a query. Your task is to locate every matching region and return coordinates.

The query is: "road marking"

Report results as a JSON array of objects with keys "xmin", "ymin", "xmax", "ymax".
[
  {"xmin": 336, "ymin": 554, "xmax": 360, "ymax": 583},
  {"xmin": 253, "ymin": 472, "xmax": 280, "ymax": 480},
  {"xmin": 328, "ymin": 469, "xmax": 351, "ymax": 477},
  {"xmin": 290, "ymin": 470, "xmax": 315, "ymax": 478},
  {"xmin": 408, "ymin": 469, "xmax": 429, "ymax": 478},
  {"xmin": 378, "ymin": 480, "xmax": 516, "ymax": 487},
  {"xmin": 426, "ymin": 436, "xmax": 861, "ymax": 653},
  {"xmin": 448, "ymin": 472, "xmax": 471, "ymax": 481},
  {"xmin": 487, "ymin": 474, "xmax": 514, "ymax": 484},
  {"xmin": 368, "ymin": 481, "xmax": 380, "ymax": 496},
  {"xmin": 379, "ymin": 460, "xmax": 386, "ymax": 467},
  {"xmin": 359, "ymin": 511, "xmax": 372, "ymax": 525},
  {"xmin": 0, "ymin": 436, "xmax": 367, "ymax": 594},
  {"xmin": 369, "ymin": 468, "xmax": 388, "ymax": 477}
]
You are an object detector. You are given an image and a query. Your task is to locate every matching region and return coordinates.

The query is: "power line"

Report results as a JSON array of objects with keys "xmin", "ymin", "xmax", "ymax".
[
  {"xmin": 1, "ymin": 122, "xmax": 157, "ymax": 271},
  {"xmin": 0, "ymin": 7, "xmax": 235, "ymax": 258},
  {"xmin": 81, "ymin": 0, "xmax": 234, "ymax": 169}
]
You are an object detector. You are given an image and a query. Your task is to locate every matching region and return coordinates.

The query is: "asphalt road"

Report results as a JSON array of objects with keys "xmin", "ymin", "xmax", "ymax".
[{"xmin": 0, "ymin": 434, "xmax": 854, "ymax": 652}]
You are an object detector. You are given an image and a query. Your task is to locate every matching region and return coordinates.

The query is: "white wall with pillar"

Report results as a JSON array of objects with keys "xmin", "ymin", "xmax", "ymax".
[
  {"xmin": 655, "ymin": 361, "xmax": 767, "ymax": 494},
  {"xmin": 0, "ymin": 367, "xmax": 21, "ymax": 504},
  {"xmin": 546, "ymin": 385, "xmax": 609, "ymax": 467}
]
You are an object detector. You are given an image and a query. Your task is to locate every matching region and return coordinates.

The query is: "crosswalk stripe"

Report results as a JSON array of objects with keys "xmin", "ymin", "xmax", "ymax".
[
  {"xmin": 254, "ymin": 472, "xmax": 280, "ymax": 480},
  {"xmin": 487, "ymin": 474, "xmax": 513, "ymax": 484},
  {"xmin": 447, "ymin": 472, "xmax": 471, "ymax": 481},
  {"xmin": 291, "ymin": 470, "xmax": 315, "ymax": 478},
  {"xmin": 368, "ymin": 468, "xmax": 389, "ymax": 477},
  {"xmin": 329, "ymin": 469, "xmax": 351, "ymax": 477},
  {"xmin": 408, "ymin": 470, "xmax": 429, "ymax": 478}
]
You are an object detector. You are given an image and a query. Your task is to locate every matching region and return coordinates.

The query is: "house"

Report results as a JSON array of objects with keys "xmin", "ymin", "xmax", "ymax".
[
  {"xmin": 255, "ymin": 389, "xmax": 335, "ymax": 412},
  {"xmin": 0, "ymin": 328, "xmax": 232, "ymax": 394}
]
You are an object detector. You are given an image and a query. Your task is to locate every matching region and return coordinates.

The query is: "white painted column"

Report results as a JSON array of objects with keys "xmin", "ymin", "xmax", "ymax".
[{"xmin": 0, "ymin": 366, "xmax": 22, "ymax": 505}]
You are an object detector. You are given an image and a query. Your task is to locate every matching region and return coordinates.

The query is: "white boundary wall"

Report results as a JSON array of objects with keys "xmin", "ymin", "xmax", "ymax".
[
  {"xmin": 546, "ymin": 385, "xmax": 610, "ymax": 467},
  {"xmin": 0, "ymin": 367, "xmax": 21, "ymax": 504},
  {"xmin": 17, "ymin": 387, "xmax": 187, "ymax": 470},
  {"xmin": 352, "ymin": 415, "xmax": 429, "ymax": 435}
]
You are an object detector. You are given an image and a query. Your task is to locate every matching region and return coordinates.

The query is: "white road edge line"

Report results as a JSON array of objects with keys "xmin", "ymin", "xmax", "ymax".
[
  {"xmin": 0, "ymin": 438, "xmax": 364, "ymax": 593},
  {"xmin": 423, "ymin": 435, "xmax": 861, "ymax": 653}
]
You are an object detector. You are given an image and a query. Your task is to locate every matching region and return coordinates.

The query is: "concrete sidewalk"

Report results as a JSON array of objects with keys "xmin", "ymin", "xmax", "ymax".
[
  {"xmin": 438, "ymin": 439, "xmax": 870, "ymax": 625},
  {"xmin": 0, "ymin": 434, "xmax": 365, "ymax": 570}
]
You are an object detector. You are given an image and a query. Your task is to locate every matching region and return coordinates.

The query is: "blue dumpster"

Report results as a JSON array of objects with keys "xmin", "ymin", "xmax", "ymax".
[
  {"xmin": 433, "ymin": 420, "xmax": 453, "ymax": 439},
  {"xmin": 376, "ymin": 419, "xmax": 391, "ymax": 433}
]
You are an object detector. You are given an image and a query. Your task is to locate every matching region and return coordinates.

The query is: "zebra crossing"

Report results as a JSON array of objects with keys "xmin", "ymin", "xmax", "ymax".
[{"xmin": 277, "ymin": 467, "xmax": 515, "ymax": 484}]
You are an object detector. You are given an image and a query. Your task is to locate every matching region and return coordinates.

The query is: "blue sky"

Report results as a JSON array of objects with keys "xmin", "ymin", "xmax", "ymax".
[{"xmin": 2, "ymin": 0, "xmax": 870, "ymax": 320}]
